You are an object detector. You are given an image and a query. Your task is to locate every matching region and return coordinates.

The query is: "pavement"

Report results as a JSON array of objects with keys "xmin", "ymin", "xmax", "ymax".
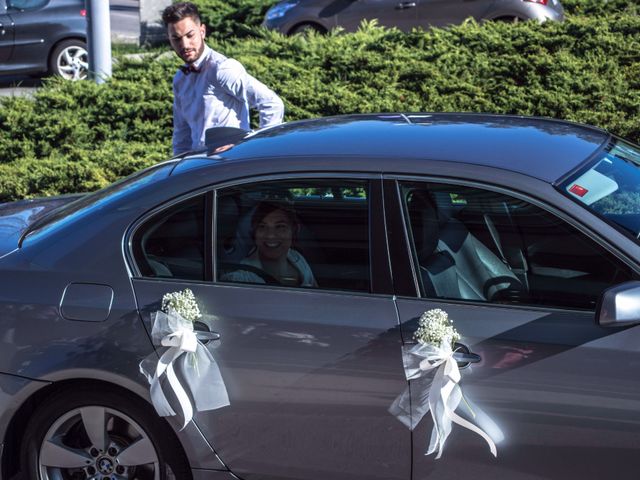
[{"xmin": 111, "ymin": 0, "xmax": 141, "ymax": 44}]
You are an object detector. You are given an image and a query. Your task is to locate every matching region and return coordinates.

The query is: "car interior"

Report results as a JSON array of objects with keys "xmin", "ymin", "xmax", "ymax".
[
  {"xmin": 216, "ymin": 182, "xmax": 370, "ymax": 292},
  {"xmin": 133, "ymin": 181, "xmax": 371, "ymax": 292},
  {"xmin": 131, "ymin": 179, "xmax": 636, "ymax": 309},
  {"xmin": 402, "ymin": 183, "xmax": 636, "ymax": 310}
]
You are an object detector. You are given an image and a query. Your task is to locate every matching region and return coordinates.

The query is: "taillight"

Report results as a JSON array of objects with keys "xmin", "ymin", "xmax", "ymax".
[
  {"xmin": 80, "ymin": 9, "xmax": 87, "ymax": 16},
  {"xmin": 523, "ymin": 0, "xmax": 548, "ymax": 4}
]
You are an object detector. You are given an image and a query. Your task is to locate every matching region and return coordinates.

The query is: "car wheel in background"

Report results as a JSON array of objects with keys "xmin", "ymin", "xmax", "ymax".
[
  {"xmin": 21, "ymin": 388, "xmax": 191, "ymax": 480},
  {"xmin": 494, "ymin": 16, "xmax": 523, "ymax": 23},
  {"xmin": 289, "ymin": 22, "xmax": 326, "ymax": 35},
  {"xmin": 49, "ymin": 39, "xmax": 89, "ymax": 81}
]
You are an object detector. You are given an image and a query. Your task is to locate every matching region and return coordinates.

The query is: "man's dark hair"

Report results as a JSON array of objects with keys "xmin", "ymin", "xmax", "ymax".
[{"xmin": 162, "ymin": 2, "xmax": 201, "ymax": 26}]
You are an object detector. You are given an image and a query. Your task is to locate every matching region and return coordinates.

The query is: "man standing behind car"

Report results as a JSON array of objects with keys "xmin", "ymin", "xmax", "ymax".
[{"xmin": 162, "ymin": 2, "xmax": 285, "ymax": 155}]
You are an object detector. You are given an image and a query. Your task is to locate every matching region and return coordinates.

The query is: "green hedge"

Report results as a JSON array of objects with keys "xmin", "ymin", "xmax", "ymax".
[
  {"xmin": 562, "ymin": 0, "xmax": 637, "ymax": 16},
  {"xmin": 0, "ymin": 13, "xmax": 639, "ymax": 201},
  {"xmin": 194, "ymin": 0, "xmax": 278, "ymax": 40}
]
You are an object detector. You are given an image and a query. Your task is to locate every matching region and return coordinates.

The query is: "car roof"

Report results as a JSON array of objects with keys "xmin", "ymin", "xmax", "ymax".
[{"xmin": 209, "ymin": 113, "xmax": 609, "ymax": 183}]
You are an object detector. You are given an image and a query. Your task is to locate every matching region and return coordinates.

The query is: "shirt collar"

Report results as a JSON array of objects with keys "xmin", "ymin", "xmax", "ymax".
[
  {"xmin": 191, "ymin": 45, "xmax": 211, "ymax": 70},
  {"xmin": 179, "ymin": 45, "xmax": 211, "ymax": 75}
]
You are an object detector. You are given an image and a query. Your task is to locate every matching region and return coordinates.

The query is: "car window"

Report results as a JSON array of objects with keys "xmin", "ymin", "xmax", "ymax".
[
  {"xmin": 400, "ymin": 181, "xmax": 638, "ymax": 310},
  {"xmin": 132, "ymin": 194, "xmax": 206, "ymax": 281},
  {"xmin": 216, "ymin": 179, "xmax": 370, "ymax": 292},
  {"xmin": 560, "ymin": 139, "xmax": 640, "ymax": 240},
  {"xmin": 7, "ymin": 0, "xmax": 48, "ymax": 10}
]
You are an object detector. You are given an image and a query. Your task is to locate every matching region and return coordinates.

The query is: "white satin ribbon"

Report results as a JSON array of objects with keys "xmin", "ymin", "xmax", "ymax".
[
  {"xmin": 390, "ymin": 340, "xmax": 502, "ymax": 459},
  {"xmin": 140, "ymin": 310, "xmax": 230, "ymax": 430}
]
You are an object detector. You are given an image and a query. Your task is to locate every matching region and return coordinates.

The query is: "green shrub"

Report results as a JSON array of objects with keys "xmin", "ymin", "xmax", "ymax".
[
  {"xmin": 193, "ymin": 0, "xmax": 278, "ymax": 39},
  {"xmin": 0, "ymin": 14, "xmax": 638, "ymax": 201},
  {"xmin": 562, "ymin": 0, "xmax": 638, "ymax": 16}
]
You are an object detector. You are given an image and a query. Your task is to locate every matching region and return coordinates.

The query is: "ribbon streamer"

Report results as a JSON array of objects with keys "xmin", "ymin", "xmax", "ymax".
[
  {"xmin": 140, "ymin": 310, "xmax": 230, "ymax": 429},
  {"xmin": 390, "ymin": 340, "xmax": 503, "ymax": 459}
]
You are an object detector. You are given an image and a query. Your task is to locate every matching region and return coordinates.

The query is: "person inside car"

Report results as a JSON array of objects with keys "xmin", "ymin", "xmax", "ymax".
[{"xmin": 222, "ymin": 201, "xmax": 317, "ymax": 287}]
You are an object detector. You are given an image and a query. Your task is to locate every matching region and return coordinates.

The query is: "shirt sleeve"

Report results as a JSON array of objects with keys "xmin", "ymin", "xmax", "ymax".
[
  {"xmin": 172, "ymin": 78, "xmax": 193, "ymax": 155},
  {"xmin": 217, "ymin": 58, "xmax": 285, "ymax": 129}
]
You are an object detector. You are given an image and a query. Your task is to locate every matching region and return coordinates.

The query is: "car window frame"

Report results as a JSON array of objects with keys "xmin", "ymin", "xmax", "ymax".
[
  {"xmin": 383, "ymin": 174, "xmax": 640, "ymax": 313},
  {"xmin": 126, "ymin": 188, "xmax": 213, "ymax": 282},
  {"xmin": 126, "ymin": 173, "xmax": 393, "ymax": 297},
  {"xmin": 211, "ymin": 173, "xmax": 392, "ymax": 296}
]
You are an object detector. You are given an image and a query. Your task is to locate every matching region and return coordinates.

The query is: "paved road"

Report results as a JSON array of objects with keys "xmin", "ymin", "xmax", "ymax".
[
  {"xmin": 0, "ymin": 0, "xmax": 141, "ymax": 96},
  {"xmin": 111, "ymin": 0, "xmax": 140, "ymax": 44}
]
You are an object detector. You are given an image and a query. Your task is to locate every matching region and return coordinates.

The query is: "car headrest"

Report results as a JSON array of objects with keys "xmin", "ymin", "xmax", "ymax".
[{"xmin": 407, "ymin": 191, "xmax": 440, "ymax": 263}]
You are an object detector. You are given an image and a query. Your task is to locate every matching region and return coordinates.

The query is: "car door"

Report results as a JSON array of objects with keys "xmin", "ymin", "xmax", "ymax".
[
  {"xmin": 0, "ymin": 0, "xmax": 15, "ymax": 64},
  {"xmin": 336, "ymin": 0, "xmax": 425, "ymax": 32},
  {"xmin": 414, "ymin": 0, "xmax": 494, "ymax": 27},
  {"xmin": 130, "ymin": 177, "xmax": 411, "ymax": 480},
  {"xmin": 383, "ymin": 177, "xmax": 640, "ymax": 479},
  {"xmin": 5, "ymin": 0, "xmax": 50, "ymax": 72}
]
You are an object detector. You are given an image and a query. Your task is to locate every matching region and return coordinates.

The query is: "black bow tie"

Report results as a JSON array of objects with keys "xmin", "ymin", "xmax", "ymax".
[{"xmin": 180, "ymin": 64, "xmax": 201, "ymax": 75}]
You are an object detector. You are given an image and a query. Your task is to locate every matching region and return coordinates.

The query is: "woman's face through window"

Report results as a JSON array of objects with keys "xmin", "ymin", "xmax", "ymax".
[{"xmin": 254, "ymin": 209, "xmax": 294, "ymax": 261}]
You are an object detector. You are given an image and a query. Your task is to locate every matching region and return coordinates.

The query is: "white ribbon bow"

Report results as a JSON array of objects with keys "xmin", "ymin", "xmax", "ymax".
[
  {"xmin": 390, "ymin": 340, "xmax": 502, "ymax": 459},
  {"xmin": 140, "ymin": 310, "xmax": 230, "ymax": 430}
]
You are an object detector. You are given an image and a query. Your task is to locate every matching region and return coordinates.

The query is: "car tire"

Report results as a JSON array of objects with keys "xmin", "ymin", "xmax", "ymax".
[
  {"xmin": 289, "ymin": 22, "xmax": 325, "ymax": 35},
  {"xmin": 494, "ymin": 16, "xmax": 523, "ymax": 23},
  {"xmin": 49, "ymin": 39, "xmax": 89, "ymax": 81},
  {"xmin": 20, "ymin": 387, "xmax": 191, "ymax": 480}
]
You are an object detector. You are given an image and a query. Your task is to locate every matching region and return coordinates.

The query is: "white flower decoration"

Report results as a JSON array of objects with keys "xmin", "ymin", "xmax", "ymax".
[
  {"xmin": 414, "ymin": 308, "xmax": 460, "ymax": 348},
  {"xmin": 161, "ymin": 288, "xmax": 202, "ymax": 323}
]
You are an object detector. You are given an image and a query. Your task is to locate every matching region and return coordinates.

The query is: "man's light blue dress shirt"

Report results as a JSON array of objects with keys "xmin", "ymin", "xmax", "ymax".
[{"xmin": 172, "ymin": 46, "xmax": 285, "ymax": 155}]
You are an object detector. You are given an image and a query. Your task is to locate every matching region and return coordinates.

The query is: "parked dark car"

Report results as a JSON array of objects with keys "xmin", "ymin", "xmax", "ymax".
[
  {"xmin": 1, "ymin": 113, "xmax": 640, "ymax": 479},
  {"xmin": 264, "ymin": 0, "xmax": 564, "ymax": 35},
  {"xmin": 0, "ymin": 0, "xmax": 87, "ymax": 79}
]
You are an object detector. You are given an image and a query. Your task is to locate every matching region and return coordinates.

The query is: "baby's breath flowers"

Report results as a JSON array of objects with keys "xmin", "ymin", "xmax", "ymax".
[
  {"xmin": 414, "ymin": 309, "xmax": 460, "ymax": 348},
  {"xmin": 161, "ymin": 288, "xmax": 201, "ymax": 323}
]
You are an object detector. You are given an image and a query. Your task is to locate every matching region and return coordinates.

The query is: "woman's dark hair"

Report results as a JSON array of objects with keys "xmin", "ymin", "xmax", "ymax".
[
  {"xmin": 162, "ymin": 2, "xmax": 201, "ymax": 26},
  {"xmin": 250, "ymin": 201, "xmax": 299, "ymax": 241}
]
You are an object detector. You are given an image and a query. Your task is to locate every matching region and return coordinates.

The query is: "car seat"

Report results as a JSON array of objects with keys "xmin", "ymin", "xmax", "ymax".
[{"xmin": 407, "ymin": 190, "xmax": 523, "ymax": 301}]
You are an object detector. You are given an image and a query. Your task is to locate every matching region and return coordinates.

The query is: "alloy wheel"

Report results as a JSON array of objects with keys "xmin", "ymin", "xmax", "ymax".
[
  {"xmin": 37, "ymin": 406, "xmax": 161, "ymax": 480},
  {"xmin": 56, "ymin": 45, "xmax": 89, "ymax": 81}
]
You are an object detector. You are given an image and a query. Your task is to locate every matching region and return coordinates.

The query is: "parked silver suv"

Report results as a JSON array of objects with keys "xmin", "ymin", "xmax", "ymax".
[{"xmin": 264, "ymin": 0, "xmax": 564, "ymax": 35}]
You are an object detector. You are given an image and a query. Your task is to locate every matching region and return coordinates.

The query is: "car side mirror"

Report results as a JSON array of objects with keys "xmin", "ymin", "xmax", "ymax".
[{"xmin": 596, "ymin": 281, "xmax": 640, "ymax": 327}]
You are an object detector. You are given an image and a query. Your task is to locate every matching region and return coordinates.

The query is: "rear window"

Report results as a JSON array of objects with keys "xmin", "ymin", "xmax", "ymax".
[{"xmin": 22, "ymin": 162, "xmax": 174, "ymax": 244}]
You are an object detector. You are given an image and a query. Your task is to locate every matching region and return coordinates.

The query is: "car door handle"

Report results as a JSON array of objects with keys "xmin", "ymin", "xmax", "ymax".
[
  {"xmin": 452, "ymin": 343, "xmax": 482, "ymax": 367},
  {"xmin": 453, "ymin": 351, "xmax": 481, "ymax": 365},
  {"xmin": 396, "ymin": 1, "xmax": 417, "ymax": 9},
  {"xmin": 195, "ymin": 330, "xmax": 221, "ymax": 343},
  {"xmin": 193, "ymin": 321, "xmax": 221, "ymax": 344}
]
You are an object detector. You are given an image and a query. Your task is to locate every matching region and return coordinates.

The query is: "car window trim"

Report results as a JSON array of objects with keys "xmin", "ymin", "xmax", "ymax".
[
  {"xmin": 127, "ymin": 172, "xmax": 394, "ymax": 297},
  {"xmin": 384, "ymin": 174, "xmax": 640, "ymax": 311},
  {"xmin": 382, "ymin": 178, "xmax": 420, "ymax": 297},
  {"xmin": 211, "ymin": 172, "xmax": 390, "ymax": 295},
  {"xmin": 125, "ymin": 188, "xmax": 212, "ymax": 279}
]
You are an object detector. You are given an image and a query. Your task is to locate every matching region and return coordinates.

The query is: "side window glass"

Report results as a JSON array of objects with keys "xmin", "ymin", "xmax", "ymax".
[
  {"xmin": 132, "ymin": 195, "xmax": 206, "ymax": 281},
  {"xmin": 216, "ymin": 180, "xmax": 370, "ymax": 292},
  {"xmin": 400, "ymin": 182, "xmax": 638, "ymax": 310},
  {"xmin": 7, "ymin": 0, "xmax": 48, "ymax": 11}
]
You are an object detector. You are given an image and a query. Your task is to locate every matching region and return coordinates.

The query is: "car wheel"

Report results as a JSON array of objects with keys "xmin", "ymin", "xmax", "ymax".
[
  {"xmin": 494, "ymin": 16, "xmax": 522, "ymax": 23},
  {"xmin": 49, "ymin": 39, "xmax": 89, "ymax": 81},
  {"xmin": 21, "ymin": 387, "xmax": 191, "ymax": 480},
  {"xmin": 289, "ymin": 23, "xmax": 325, "ymax": 35}
]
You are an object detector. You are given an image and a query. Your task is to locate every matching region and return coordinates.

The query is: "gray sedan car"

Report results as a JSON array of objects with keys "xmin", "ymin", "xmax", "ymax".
[
  {"xmin": 263, "ymin": 0, "xmax": 564, "ymax": 35},
  {"xmin": 1, "ymin": 113, "xmax": 640, "ymax": 479}
]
